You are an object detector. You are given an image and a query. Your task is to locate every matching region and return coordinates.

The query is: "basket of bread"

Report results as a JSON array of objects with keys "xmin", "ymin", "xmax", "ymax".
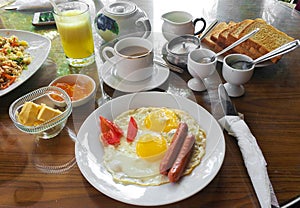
[{"xmin": 202, "ymin": 18, "xmax": 294, "ymax": 63}]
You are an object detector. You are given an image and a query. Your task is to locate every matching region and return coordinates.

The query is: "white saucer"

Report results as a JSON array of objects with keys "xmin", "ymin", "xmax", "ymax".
[{"xmin": 100, "ymin": 60, "xmax": 170, "ymax": 93}]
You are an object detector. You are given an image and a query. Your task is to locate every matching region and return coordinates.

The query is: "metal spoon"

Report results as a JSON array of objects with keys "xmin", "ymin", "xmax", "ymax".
[
  {"xmin": 199, "ymin": 28, "xmax": 260, "ymax": 63},
  {"xmin": 199, "ymin": 19, "xmax": 219, "ymax": 41},
  {"xmin": 154, "ymin": 58, "xmax": 184, "ymax": 73},
  {"xmin": 230, "ymin": 39, "xmax": 300, "ymax": 69}
]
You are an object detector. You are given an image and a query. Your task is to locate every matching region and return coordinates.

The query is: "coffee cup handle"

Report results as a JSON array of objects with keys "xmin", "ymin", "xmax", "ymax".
[
  {"xmin": 193, "ymin": 18, "xmax": 206, "ymax": 36},
  {"xmin": 102, "ymin": 46, "xmax": 116, "ymax": 64}
]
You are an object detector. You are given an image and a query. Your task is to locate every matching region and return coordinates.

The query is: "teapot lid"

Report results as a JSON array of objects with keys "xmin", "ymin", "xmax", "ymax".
[{"xmin": 104, "ymin": 1, "xmax": 137, "ymax": 16}]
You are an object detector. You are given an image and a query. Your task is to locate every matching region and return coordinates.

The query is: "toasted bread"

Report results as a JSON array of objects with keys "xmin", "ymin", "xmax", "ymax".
[
  {"xmin": 215, "ymin": 21, "xmax": 253, "ymax": 57},
  {"xmin": 210, "ymin": 22, "xmax": 231, "ymax": 42},
  {"xmin": 215, "ymin": 20, "xmax": 259, "ymax": 58},
  {"xmin": 216, "ymin": 21, "xmax": 237, "ymax": 48},
  {"xmin": 239, "ymin": 18, "xmax": 294, "ymax": 62},
  {"xmin": 201, "ymin": 19, "xmax": 294, "ymax": 63},
  {"xmin": 226, "ymin": 19, "xmax": 254, "ymax": 46},
  {"xmin": 240, "ymin": 19, "xmax": 294, "ymax": 52},
  {"xmin": 202, "ymin": 22, "xmax": 228, "ymax": 52}
]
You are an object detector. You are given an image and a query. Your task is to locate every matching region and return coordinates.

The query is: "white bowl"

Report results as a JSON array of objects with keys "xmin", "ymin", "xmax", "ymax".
[{"xmin": 49, "ymin": 74, "xmax": 96, "ymax": 107}]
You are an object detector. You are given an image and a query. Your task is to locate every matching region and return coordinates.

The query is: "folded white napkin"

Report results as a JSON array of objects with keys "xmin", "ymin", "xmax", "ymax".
[
  {"xmin": 5, "ymin": 0, "xmax": 65, "ymax": 11},
  {"xmin": 4, "ymin": 0, "xmax": 103, "ymax": 17},
  {"xmin": 219, "ymin": 115, "xmax": 279, "ymax": 208}
]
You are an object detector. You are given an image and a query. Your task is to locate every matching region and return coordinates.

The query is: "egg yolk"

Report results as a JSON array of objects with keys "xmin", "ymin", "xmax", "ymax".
[
  {"xmin": 136, "ymin": 134, "xmax": 167, "ymax": 159},
  {"xmin": 144, "ymin": 109, "xmax": 179, "ymax": 133}
]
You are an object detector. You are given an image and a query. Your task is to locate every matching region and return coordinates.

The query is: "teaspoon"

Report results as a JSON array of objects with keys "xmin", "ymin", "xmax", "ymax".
[
  {"xmin": 230, "ymin": 39, "xmax": 300, "ymax": 69},
  {"xmin": 199, "ymin": 19, "xmax": 219, "ymax": 41},
  {"xmin": 199, "ymin": 28, "xmax": 260, "ymax": 63}
]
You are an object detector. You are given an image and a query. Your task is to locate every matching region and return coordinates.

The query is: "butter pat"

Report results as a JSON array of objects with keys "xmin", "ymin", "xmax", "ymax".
[
  {"xmin": 37, "ymin": 103, "xmax": 62, "ymax": 122},
  {"xmin": 17, "ymin": 101, "xmax": 62, "ymax": 126},
  {"xmin": 17, "ymin": 102, "xmax": 41, "ymax": 126}
]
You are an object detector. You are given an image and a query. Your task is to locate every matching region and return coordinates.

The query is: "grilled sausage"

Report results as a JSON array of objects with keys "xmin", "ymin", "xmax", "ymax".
[
  {"xmin": 159, "ymin": 122, "xmax": 188, "ymax": 175},
  {"xmin": 168, "ymin": 134, "xmax": 195, "ymax": 182}
]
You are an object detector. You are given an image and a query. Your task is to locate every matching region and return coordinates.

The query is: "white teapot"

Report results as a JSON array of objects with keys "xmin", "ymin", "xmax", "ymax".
[{"xmin": 94, "ymin": 1, "xmax": 151, "ymax": 42}]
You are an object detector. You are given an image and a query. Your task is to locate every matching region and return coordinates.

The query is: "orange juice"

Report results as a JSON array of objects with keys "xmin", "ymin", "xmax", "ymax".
[{"xmin": 55, "ymin": 10, "xmax": 94, "ymax": 59}]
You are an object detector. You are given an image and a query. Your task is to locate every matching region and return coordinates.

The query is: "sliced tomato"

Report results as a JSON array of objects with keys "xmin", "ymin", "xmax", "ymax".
[
  {"xmin": 126, "ymin": 116, "xmax": 138, "ymax": 142},
  {"xmin": 99, "ymin": 116, "xmax": 123, "ymax": 145}
]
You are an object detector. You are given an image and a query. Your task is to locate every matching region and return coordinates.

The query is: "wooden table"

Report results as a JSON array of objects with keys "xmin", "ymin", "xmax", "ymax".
[{"xmin": 1, "ymin": 0, "xmax": 299, "ymax": 207}]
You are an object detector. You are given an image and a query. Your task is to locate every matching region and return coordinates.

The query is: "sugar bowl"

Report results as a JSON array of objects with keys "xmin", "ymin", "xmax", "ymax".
[{"xmin": 166, "ymin": 35, "xmax": 200, "ymax": 68}]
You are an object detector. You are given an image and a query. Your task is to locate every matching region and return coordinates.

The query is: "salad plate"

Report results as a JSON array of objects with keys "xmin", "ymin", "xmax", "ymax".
[{"xmin": 0, "ymin": 29, "xmax": 51, "ymax": 97}]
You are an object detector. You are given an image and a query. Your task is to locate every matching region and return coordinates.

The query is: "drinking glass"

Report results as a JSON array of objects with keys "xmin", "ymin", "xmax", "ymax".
[{"xmin": 53, "ymin": 1, "xmax": 95, "ymax": 67}]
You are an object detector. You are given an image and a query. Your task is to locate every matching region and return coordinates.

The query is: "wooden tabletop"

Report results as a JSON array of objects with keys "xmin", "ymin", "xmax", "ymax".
[{"xmin": 1, "ymin": 0, "xmax": 299, "ymax": 207}]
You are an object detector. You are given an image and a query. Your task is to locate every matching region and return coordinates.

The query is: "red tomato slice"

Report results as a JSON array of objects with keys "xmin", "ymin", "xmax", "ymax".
[
  {"xmin": 126, "ymin": 116, "xmax": 138, "ymax": 142},
  {"xmin": 99, "ymin": 116, "xmax": 123, "ymax": 145}
]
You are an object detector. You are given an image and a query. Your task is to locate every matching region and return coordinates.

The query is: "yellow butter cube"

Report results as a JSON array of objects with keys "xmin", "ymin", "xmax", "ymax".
[
  {"xmin": 17, "ymin": 101, "xmax": 41, "ymax": 126},
  {"xmin": 37, "ymin": 103, "xmax": 62, "ymax": 122}
]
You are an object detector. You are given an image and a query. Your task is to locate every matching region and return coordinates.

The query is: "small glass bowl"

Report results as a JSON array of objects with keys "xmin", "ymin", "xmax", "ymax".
[{"xmin": 9, "ymin": 86, "xmax": 72, "ymax": 139}]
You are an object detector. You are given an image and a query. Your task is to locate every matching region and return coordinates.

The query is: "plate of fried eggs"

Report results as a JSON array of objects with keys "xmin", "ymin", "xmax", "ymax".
[{"xmin": 75, "ymin": 92, "xmax": 225, "ymax": 206}]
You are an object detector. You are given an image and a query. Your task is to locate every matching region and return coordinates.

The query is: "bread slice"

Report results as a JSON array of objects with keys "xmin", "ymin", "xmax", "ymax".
[
  {"xmin": 226, "ymin": 19, "xmax": 254, "ymax": 46},
  {"xmin": 215, "ymin": 20, "xmax": 259, "ymax": 59},
  {"xmin": 216, "ymin": 21, "xmax": 237, "ymax": 48},
  {"xmin": 239, "ymin": 18, "xmax": 294, "ymax": 62},
  {"xmin": 201, "ymin": 22, "xmax": 228, "ymax": 52},
  {"xmin": 210, "ymin": 22, "xmax": 230, "ymax": 42},
  {"xmin": 222, "ymin": 19, "xmax": 263, "ymax": 58},
  {"xmin": 239, "ymin": 18, "xmax": 294, "ymax": 53}
]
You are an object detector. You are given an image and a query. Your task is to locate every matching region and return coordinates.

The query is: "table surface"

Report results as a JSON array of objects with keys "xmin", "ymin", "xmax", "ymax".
[{"xmin": 1, "ymin": 0, "xmax": 300, "ymax": 207}]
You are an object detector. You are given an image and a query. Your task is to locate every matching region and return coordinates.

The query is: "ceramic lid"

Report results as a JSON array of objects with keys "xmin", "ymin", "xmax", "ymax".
[
  {"xmin": 167, "ymin": 35, "xmax": 200, "ymax": 55},
  {"xmin": 104, "ymin": 1, "xmax": 137, "ymax": 16}
]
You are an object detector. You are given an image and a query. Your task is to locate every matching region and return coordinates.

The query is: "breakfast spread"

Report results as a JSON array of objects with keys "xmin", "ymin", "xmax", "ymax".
[
  {"xmin": 17, "ymin": 101, "xmax": 62, "ymax": 126},
  {"xmin": 0, "ymin": 35, "xmax": 32, "ymax": 89},
  {"xmin": 202, "ymin": 18, "xmax": 294, "ymax": 63},
  {"xmin": 99, "ymin": 107, "xmax": 206, "ymax": 186},
  {"xmin": 3, "ymin": 0, "xmax": 300, "ymax": 206}
]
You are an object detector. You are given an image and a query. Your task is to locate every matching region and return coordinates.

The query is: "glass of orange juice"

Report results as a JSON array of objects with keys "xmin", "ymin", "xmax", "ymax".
[{"xmin": 53, "ymin": 1, "xmax": 94, "ymax": 67}]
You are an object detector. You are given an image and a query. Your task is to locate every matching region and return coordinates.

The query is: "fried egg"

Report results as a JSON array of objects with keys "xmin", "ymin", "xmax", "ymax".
[{"xmin": 101, "ymin": 107, "xmax": 206, "ymax": 186}]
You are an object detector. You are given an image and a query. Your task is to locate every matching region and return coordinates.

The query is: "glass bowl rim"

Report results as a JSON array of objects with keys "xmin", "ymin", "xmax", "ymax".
[{"xmin": 9, "ymin": 86, "xmax": 72, "ymax": 134}]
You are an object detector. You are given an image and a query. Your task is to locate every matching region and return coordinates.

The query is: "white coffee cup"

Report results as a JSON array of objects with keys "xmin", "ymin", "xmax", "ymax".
[{"xmin": 102, "ymin": 37, "xmax": 154, "ymax": 82}]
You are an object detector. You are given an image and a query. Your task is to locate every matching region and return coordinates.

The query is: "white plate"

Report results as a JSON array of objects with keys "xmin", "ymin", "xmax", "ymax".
[
  {"xmin": 201, "ymin": 42, "xmax": 273, "ymax": 67},
  {"xmin": 100, "ymin": 59, "xmax": 170, "ymax": 93},
  {"xmin": 75, "ymin": 92, "xmax": 225, "ymax": 206},
  {"xmin": 0, "ymin": 29, "xmax": 51, "ymax": 97}
]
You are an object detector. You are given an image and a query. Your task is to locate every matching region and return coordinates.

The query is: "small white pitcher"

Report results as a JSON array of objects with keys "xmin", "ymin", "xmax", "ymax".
[{"xmin": 161, "ymin": 11, "xmax": 206, "ymax": 41}]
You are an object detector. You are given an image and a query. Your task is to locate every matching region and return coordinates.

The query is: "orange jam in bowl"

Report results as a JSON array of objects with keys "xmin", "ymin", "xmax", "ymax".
[{"xmin": 49, "ymin": 74, "xmax": 96, "ymax": 107}]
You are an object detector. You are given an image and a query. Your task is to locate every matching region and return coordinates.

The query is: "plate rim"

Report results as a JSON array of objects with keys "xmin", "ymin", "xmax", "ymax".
[
  {"xmin": 75, "ymin": 91, "xmax": 225, "ymax": 206},
  {"xmin": 0, "ymin": 29, "xmax": 51, "ymax": 97}
]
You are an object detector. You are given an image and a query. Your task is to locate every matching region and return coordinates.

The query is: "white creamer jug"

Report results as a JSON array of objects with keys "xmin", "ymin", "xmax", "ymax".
[{"xmin": 162, "ymin": 11, "xmax": 206, "ymax": 41}]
